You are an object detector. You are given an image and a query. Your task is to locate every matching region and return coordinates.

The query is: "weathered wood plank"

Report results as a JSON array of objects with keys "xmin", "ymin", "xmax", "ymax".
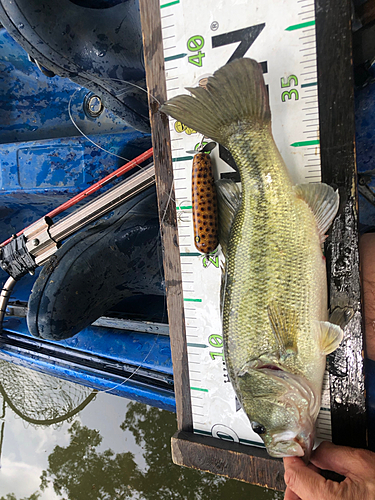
[
  {"xmin": 315, "ymin": 0, "xmax": 367, "ymax": 448},
  {"xmin": 139, "ymin": 0, "xmax": 193, "ymax": 432},
  {"xmin": 171, "ymin": 431, "xmax": 285, "ymax": 491}
]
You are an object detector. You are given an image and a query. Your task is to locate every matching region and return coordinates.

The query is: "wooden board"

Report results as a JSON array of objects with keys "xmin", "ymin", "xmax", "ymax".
[
  {"xmin": 315, "ymin": 0, "xmax": 367, "ymax": 448},
  {"xmin": 139, "ymin": 0, "xmax": 366, "ymax": 491},
  {"xmin": 139, "ymin": 0, "xmax": 193, "ymax": 434}
]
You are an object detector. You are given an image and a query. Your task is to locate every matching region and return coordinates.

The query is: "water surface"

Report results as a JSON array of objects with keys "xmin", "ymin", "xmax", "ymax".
[{"xmin": 0, "ymin": 362, "xmax": 283, "ymax": 500}]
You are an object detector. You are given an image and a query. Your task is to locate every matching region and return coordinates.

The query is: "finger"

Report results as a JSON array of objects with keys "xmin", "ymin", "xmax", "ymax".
[
  {"xmin": 283, "ymin": 456, "xmax": 332, "ymax": 500},
  {"xmin": 311, "ymin": 441, "xmax": 375, "ymax": 479},
  {"xmin": 284, "ymin": 459, "xmax": 303, "ymax": 500},
  {"xmin": 283, "ymin": 484, "xmax": 301, "ymax": 500}
]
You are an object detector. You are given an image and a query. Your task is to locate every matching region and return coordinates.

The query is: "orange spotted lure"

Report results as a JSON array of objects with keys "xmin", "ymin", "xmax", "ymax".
[{"xmin": 191, "ymin": 142, "xmax": 219, "ymax": 254}]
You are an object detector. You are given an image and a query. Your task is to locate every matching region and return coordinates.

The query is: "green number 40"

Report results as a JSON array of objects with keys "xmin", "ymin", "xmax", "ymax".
[{"xmin": 187, "ymin": 35, "xmax": 205, "ymax": 67}]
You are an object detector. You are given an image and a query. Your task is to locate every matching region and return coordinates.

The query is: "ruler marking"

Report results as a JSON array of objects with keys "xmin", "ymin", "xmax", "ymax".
[
  {"xmin": 160, "ymin": 0, "xmax": 180, "ymax": 8},
  {"xmin": 286, "ymin": 20, "xmax": 315, "ymax": 31},
  {"xmin": 164, "ymin": 53, "xmax": 186, "ymax": 62}
]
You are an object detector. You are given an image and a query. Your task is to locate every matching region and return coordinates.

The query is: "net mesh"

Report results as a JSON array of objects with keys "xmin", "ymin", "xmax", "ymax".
[{"xmin": 0, "ymin": 360, "xmax": 97, "ymax": 427}]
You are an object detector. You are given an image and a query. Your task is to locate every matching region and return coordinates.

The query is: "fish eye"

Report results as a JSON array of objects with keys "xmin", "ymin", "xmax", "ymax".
[{"xmin": 252, "ymin": 422, "xmax": 266, "ymax": 435}]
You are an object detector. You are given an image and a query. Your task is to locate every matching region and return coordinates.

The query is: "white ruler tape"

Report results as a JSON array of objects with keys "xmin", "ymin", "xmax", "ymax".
[{"xmin": 160, "ymin": 0, "xmax": 330, "ymax": 447}]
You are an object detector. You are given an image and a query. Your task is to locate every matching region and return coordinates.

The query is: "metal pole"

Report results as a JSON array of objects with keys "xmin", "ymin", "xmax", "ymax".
[{"xmin": 0, "ymin": 277, "xmax": 16, "ymax": 327}]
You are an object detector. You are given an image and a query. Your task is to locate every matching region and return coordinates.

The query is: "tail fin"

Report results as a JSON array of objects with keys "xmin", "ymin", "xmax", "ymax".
[{"xmin": 160, "ymin": 58, "xmax": 270, "ymax": 145}]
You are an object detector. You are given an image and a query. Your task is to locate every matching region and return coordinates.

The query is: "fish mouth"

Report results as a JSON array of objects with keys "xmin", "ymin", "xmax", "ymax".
[
  {"xmin": 257, "ymin": 364, "xmax": 283, "ymax": 371},
  {"xmin": 267, "ymin": 431, "xmax": 314, "ymax": 459}
]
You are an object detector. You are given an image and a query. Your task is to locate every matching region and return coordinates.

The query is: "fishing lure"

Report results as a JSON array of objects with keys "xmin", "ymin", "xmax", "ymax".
[{"xmin": 190, "ymin": 142, "xmax": 219, "ymax": 254}]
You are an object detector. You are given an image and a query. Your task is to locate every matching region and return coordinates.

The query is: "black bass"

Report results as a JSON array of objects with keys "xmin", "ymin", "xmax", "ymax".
[{"xmin": 161, "ymin": 58, "xmax": 343, "ymax": 458}]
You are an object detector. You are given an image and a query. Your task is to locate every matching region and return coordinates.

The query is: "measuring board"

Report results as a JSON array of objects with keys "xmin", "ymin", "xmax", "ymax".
[{"xmin": 160, "ymin": 0, "xmax": 332, "ymax": 447}]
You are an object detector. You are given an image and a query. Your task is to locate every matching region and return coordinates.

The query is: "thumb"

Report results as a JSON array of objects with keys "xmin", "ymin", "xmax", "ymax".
[{"xmin": 311, "ymin": 441, "xmax": 375, "ymax": 479}]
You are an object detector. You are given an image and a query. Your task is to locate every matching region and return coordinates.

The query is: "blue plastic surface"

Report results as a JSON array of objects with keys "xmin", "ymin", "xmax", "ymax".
[
  {"xmin": 0, "ymin": 347, "xmax": 175, "ymax": 412},
  {"xmin": 3, "ymin": 316, "xmax": 173, "ymax": 376},
  {"xmin": 355, "ymin": 80, "xmax": 375, "ymax": 232},
  {"xmin": 0, "ymin": 28, "xmax": 174, "ymax": 411}
]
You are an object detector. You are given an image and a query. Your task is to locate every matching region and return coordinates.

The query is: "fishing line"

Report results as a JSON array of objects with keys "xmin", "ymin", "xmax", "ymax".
[
  {"xmin": 98, "ymin": 334, "xmax": 160, "ymax": 394},
  {"xmin": 67, "ymin": 86, "xmax": 178, "ymax": 208},
  {"xmin": 67, "ymin": 83, "xmax": 175, "ymax": 396},
  {"xmin": 68, "ymin": 90, "xmax": 138, "ymax": 164},
  {"xmin": 96, "ymin": 76, "xmax": 162, "ymax": 107}
]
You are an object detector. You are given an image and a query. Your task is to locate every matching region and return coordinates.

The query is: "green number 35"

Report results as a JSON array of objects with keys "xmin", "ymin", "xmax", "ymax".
[
  {"xmin": 281, "ymin": 88, "xmax": 299, "ymax": 102},
  {"xmin": 280, "ymin": 74, "xmax": 299, "ymax": 102}
]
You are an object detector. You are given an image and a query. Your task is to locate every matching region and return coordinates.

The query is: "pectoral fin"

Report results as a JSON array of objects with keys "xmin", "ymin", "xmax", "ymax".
[
  {"xmin": 220, "ymin": 260, "xmax": 227, "ymax": 316},
  {"xmin": 267, "ymin": 303, "xmax": 299, "ymax": 358},
  {"xmin": 293, "ymin": 183, "xmax": 339, "ymax": 243},
  {"xmin": 216, "ymin": 178, "xmax": 241, "ymax": 257},
  {"xmin": 316, "ymin": 321, "xmax": 344, "ymax": 355}
]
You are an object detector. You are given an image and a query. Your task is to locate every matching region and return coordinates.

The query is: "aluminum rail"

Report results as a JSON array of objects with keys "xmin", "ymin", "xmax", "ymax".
[
  {"xmin": 50, "ymin": 164, "xmax": 155, "ymax": 243},
  {"xmin": 24, "ymin": 164, "xmax": 155, "ymax": 265}
]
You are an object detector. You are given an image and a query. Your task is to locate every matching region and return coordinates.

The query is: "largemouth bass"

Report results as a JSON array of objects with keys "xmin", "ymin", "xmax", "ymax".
[{"xmin": 161, "ymin": 58, "xmax": 343, "ymax": 458}]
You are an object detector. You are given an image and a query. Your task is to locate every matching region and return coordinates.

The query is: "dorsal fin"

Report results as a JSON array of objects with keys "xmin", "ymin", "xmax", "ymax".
[{"xmin": 293, "ymin": 183, "xmax": 339, "ymax": 243}]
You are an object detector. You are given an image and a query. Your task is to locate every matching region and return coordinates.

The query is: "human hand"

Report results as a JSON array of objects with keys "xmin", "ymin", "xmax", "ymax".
[{"xmin": 283, "ymin": 441, "xmax": 375, "ymax": 500}]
